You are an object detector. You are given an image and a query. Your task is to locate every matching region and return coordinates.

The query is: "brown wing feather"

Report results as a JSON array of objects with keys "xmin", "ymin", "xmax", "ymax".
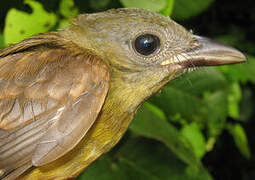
[{"xmin": 0, "ymin": 33, "xmax": 110, "ymax": 178}]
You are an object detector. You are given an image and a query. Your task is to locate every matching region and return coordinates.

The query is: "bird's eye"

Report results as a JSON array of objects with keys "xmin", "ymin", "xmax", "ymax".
[{"xmin": 133, "ymin": 34, "xmax": 160, "ymax": 56}]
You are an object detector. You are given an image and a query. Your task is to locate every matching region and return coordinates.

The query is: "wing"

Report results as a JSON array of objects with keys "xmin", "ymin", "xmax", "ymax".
[{"xmin": 0, "ymin": 33, "xmax": 110, "ymax": 175}]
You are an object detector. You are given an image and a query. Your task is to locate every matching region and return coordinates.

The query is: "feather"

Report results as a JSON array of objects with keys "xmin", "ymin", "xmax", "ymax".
[{"xmin": 0, "ymin": 33, "xmax": 110, "ymax": 178}]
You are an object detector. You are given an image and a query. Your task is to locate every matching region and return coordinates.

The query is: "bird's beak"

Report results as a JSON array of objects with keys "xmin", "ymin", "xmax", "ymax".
[{"xmin": 161, "ymin": 35, "xmax": 247, "ymax": 68}]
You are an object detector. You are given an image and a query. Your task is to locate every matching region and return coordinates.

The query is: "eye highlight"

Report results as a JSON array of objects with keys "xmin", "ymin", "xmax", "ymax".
[{"xmin": 133, "ymin": 34, "xmax": 160, "ymax": 56}]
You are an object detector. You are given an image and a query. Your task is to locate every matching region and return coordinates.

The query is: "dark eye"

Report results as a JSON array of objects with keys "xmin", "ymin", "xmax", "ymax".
[{"xmin": 133, "ymin": 34, "xmax": 160, "ymax": 56}]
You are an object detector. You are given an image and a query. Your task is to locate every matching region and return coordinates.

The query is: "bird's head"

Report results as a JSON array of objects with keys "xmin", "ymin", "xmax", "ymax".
[{"xmin": 61, "ymin": 8, "xmax": 246, "ymax": 108}]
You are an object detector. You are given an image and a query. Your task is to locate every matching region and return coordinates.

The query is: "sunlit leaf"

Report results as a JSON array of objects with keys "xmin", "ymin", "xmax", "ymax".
[
  {"xmin": 180, "ymin": 123, "xmax": 206, "ymax": 159},
  {"xmin": 227, "ymin": 82, "xmax": 242, "ymax": 119},
  {"xmin": 58, "ymin": 19, "xmax": 70, "ymax": 29},
  {"xmin": 59, "ymin": 0, "xmax": 79, "ymax": 19},
  {"xmin": 120, "ymin": 0, "xmax": 166, "ymax": 12},
  {"xmin": 4, "ymin": 0, "xmax": 57, "ymax": 45},
  {"xmin": 160, "ymin": 0, "xmax": 175, "ymax": 16}
]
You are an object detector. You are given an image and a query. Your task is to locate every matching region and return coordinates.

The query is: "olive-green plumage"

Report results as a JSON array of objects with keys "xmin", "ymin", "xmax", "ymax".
[{"xmin": 0, "ymin": 8, "xmax": 246, "ymax": 180}]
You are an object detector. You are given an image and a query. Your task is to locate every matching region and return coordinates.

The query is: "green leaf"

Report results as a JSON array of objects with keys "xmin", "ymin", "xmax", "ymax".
[
  {"xmin": 205, "ymin": 90, "xmax": 228, "ymax": 137},
  {"xmin": 227, "ymin": 82, "xmax": 242, "ymax": 119},
  {"xmin": 215, "ymin": 30, "xmax": 255, "ymax": 55},
  {"xmin": 172, "ymin": 0, "xmax": 214, "ymax": 20},
  {"xmin": 150, "ymin": 67, "xmax": 230, "ymax": 153},
  {"xmin": 215, "ymin": 34, "xmax": 243, "ymax": 47},
  {"xmin": 89, "ymin": 0, "xmax": 112, "ymax": 11},
  {"xmin": 180, "ymin": 123, "xmax": 206, "ymax": 159},
  {"xmin": 239, "ymin": 88, "xmax": 254, "ymax": 122},
  {"xmin": 4, "ymin": 0, "xmax": 57, "ymax": 45},
  {"xmin": 0, "ymin": 34, "xmax": 4, "ymax": 48},
  {"xmin": 218, "ymin": 56, "xmax": 255, "ymax": 83},
  {"xmin": 151, "ymin": 84, "xmax": 205, "ymax": 122},
  {"xmin": 160, "ymin": 0, "xmax": 175, "ymax": 16},
  {"xmin": 58, "ymin": 19, "xmax": 71, "ymax": 29},
  {"xmin": 130, "ymin": 102, "xmax": 202, "ymax": 171},
  {"xmin": 79, "ymin": 139, "xmax": 212, "ymax": 180},
  {"xmin": 59, "ymin": 0, "xmax": 79, "ymax": 19},
  {"xmin": 77, "ymin": 156, "xmax": 116, "ymax": 180},
  {"xmin": 170, "ymin": 67, "xmax": 228, "ymax": 96},
  {"xmin": 227, "ymin": 123, "xmax": 251, "ymax": 159},
  {"xmin": 120, "ymin": 0, "xmax": 166, "ymax": 12},
  {"xmin": 151, "ymin": 68, "xmax": 228, "ymax": 123}
]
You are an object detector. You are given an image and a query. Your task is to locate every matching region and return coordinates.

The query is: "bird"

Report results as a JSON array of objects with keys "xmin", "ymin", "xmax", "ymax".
[{"xmin": 0, "ymin": 8, "xmax": 246, "ymax": 180}]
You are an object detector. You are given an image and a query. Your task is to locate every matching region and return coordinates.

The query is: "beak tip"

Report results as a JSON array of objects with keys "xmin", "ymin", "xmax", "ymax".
[
  {"xmin": 191, "ymin": 35, "xmax": 248, "ymax": 66},
  {"xmin": 228, "ymin": 49, "xmax": 247, "ymax": 64},
  {"xmin": 241, "ymin": 53, "xmax": 248, "ymax": 62}
]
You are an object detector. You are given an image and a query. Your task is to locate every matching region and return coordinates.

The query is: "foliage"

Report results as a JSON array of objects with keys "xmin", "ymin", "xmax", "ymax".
[
  {"xmin": 0, "ymin": 0, "xmax": 254, "ymax": 179},
  {"xmin": 120, "ymin": 0, "xmax": 167, "ymax": 12},
  {"xmin": 4, "ymin": 0, "xmax": 57, "ymax": 45},
  {"xmin": 79, "ymin": 139, "xmax": 212, "ymax": 180},
  {"xmin": 172, "ymin": 0, "xmax": 214, "ymax": 20}
]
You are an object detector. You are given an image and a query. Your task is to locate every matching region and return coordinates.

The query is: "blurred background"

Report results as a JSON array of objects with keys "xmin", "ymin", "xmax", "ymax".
[{"xmin": 0, "ymin": 0, "xmax": 254, "ymax": 179}]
